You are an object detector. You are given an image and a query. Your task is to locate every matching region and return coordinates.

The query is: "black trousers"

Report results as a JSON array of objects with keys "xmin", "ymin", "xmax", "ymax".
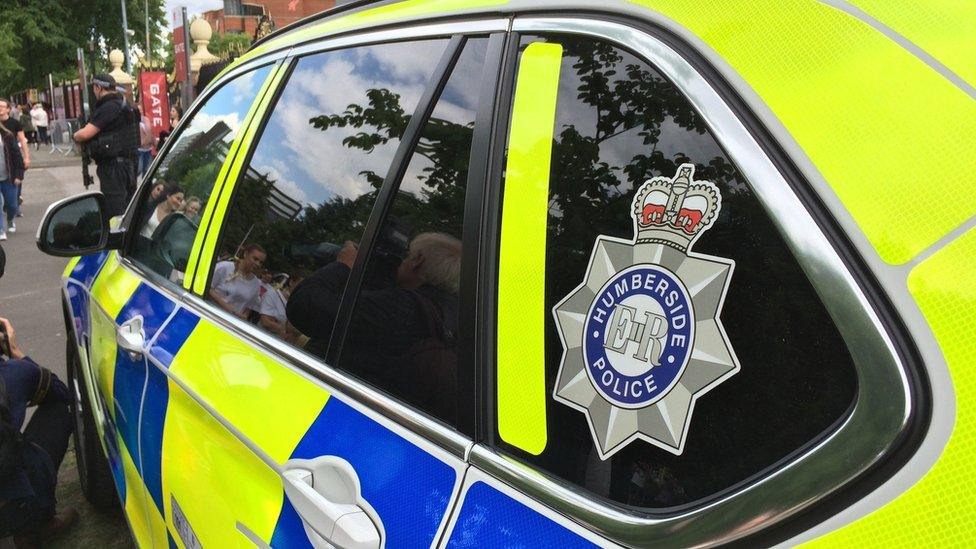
[
  {"xmin": 0, "ymin": 379, "xmax": 72, "ymax": 537},
  {"xmin": 96, "ymin": 157, "xmax": 135, "ymax": 217}
]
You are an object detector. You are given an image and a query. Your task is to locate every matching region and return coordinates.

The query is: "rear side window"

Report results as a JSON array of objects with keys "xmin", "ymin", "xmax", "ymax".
[
  {"xmin": 493, "ymin": 35, "xmax": 858, "ymax": 508},
  {"xmin": 128, "ymin": 65, "xmax": 273, "ymax": 283},
  {"xmin": 336, "ymin": 37, "xmax": 489, "ymax": 425}
]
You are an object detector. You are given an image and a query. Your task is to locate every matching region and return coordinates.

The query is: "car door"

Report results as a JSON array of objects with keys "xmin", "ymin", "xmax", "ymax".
[
  {"xmin": 441, "ymin": 18, "xmax": 918, "ymax": 547},
  {"xmin": 136, "ymin": 21, "xmax": 508, "ymax": 548},
  {"xmin": 69, "ymin": 62, "xmax": 282, "ymax": 547}
]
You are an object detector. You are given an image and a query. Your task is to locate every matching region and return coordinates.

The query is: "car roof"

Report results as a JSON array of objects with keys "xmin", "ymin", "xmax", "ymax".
[{"xmin": 216, "ymin": 0, "xmax": 975, "ymax": 266}]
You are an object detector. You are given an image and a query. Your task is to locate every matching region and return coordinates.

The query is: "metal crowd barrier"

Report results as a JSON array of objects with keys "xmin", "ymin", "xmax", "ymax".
[{"xmin": 49, "ymin": 118, "xmax": 79, "ymax": 156}]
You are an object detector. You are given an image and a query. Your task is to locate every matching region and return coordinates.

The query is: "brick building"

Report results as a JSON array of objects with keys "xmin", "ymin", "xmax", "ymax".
[{"xmin": 203, "ymin": 0, "xmax": 336, "ymax": 37}]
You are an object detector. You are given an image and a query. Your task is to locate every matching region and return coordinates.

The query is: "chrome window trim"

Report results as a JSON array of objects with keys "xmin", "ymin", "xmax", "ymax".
[
  {"xmin": 284, "ymin": 18, "xmax": 509, "ymax": 58},
  {"xmin": 464, "ymin": 17, "xmax": 915, "ymax": 547}
]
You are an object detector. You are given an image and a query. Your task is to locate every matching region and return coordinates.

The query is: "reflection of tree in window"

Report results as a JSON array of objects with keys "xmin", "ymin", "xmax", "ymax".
[
  {"xmin": 508, "ymin": 36, "xmax": 857, "ymax": 509},
  {"xmin": 224, "ymin": 40, "xmax": 483, "ymax": 278},
  {"xmin": 306, "ymin": 82, "xmax": 474, "ymax": 239}
]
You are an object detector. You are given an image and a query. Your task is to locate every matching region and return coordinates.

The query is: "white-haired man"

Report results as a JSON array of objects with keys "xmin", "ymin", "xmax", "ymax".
[{"xmin": 288, "ymin": 232, "xmax": 461, "ymax": 421}]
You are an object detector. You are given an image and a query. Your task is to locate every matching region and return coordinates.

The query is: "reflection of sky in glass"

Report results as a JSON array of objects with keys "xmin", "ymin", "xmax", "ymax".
[
  {"xmin": 176, "ymin": 66, "xmax": 271, "ymax": 146},
  {"xmin": 399, "ymin": 39, "xmax": 486, "ymax": 196},
  {"xmin": 247, "ymin": 40, "xmax": 448, "ymax": 207}
]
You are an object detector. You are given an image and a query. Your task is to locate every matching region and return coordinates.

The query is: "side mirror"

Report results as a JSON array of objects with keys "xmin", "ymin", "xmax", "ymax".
[{"xmin": 36, "ymin": 192, "xmax": 116, "ymax": 257}]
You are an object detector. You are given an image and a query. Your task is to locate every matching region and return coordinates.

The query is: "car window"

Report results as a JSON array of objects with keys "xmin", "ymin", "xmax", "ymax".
[
  {"xmin": 335, "ymin": 37, "xmax": 488, "ymax": 425},
  {"xmin": 205, "ymin": 39, "xmax": 450, "ymax": 360},
  {"xmin": 127, "ymin": 65, "xmax": 273, "ymax": 283},
  {"xmin": 493, "ymin": 34, "xmax": 858, "ymax": 508}
]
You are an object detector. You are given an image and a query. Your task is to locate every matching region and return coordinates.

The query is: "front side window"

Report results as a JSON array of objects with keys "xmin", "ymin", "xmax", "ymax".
[
  {"xmin": 494, "ymin": 35, "xmax": 858, "ymax": 508},
  {"xmin": 128, "ymin": 65, "xmax": 273, "ymax": 283},
  {"xmin": 206, "ymin": 39, "xmax": 450, "ymax": 355}
]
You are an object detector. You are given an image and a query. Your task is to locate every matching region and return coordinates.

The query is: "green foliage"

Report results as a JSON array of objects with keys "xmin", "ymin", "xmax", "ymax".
[
  {"xmin": 0, "ymin": 0, "xmax": 167, "ymax": 94},
  {"xmin": 208, "ymin": 32, "xmax": 252, "ymax": 60}
]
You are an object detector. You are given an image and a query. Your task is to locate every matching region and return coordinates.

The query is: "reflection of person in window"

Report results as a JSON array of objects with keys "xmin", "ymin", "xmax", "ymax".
[
  {"xmin": 181, "ymin": 196, "xmax": 202, "ymax": 222},
  {"xmin": 140, "ymin": 184, "xmax": 184, "ymax": 238},
  {"xmin": 209, "ymin": 243, "xmax": 266, "ymax": 319},
  {"xmin": 259, "ymin": 273, "xmax": 304, "ymax": 344},
  {"xmin": 287, "ymin": 232, "xmax": 460, "ymax": 420}
]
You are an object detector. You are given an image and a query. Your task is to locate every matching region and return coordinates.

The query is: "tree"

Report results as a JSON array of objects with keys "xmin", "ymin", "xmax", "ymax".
[
  {"xmin": 208, "ymin": 32, "xmax": 252, "ymax": 60},
  {"xmin": 0, "ymin": 0, "xmax": 167, "ymax": 95}
]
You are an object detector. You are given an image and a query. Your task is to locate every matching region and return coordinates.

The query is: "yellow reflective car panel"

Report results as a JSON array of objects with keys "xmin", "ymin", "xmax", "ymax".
[
  {"xmin": 241, "ymin": 0, "xmax": 508, "ymax": 62},
  {"xmin": 163, "ymin": 378, "xmax": 285, "ymax": 546},
  {"xmin": 809, "ymin": 227, "xmax": 976, "ymax": 545},
  {"xmin": 848, "ymin": 0, "xmax": 976, "ymax": 89},
  {"xmin": 90, "ymin": 253, "xmax": 141, "ymax": 319},
  {"xmin": 629, "ymin": 0, "xmax": 976, "ymax": 264},
  {"xmin": 171, "ymin": 319, "xmax": 330, "ymax": 463}
]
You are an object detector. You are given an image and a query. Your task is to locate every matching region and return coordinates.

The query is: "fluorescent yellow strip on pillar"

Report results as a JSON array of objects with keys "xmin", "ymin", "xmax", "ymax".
[
  {"xmin": 185, "ymin": 62, "xmax": 282, "ymax": 292},
  {"xmin": 192, "ymin": 63, "xmax": 287, "ymax": 295},
  {"xmin": 496, "ymin": 42, "xmax": 563, "ymax": 456}
]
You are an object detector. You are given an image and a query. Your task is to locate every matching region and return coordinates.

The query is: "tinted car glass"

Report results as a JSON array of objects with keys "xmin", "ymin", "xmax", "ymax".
[
  {"xmin": 336, "ymin": 38, "xmax": 488, "ymax": 425},
  {"xmin": 128, "ymin": 65, "xmax": 273, "ymax": 283},
  {"xmin": 494, "ymin": 35, "xmax": 858, "ymax": 508},
  {"xmin": 207, "ymin": 39, "xmax": 449, "ymax": 358}
]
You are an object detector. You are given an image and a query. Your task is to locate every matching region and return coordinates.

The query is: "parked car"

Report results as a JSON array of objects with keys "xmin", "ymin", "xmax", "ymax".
[{"xmin": 38, "ymin": 0, "xmax": 974, "ymax": 547}]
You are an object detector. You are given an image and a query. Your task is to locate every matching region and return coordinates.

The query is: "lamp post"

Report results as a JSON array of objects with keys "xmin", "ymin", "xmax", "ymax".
[
  {"xmin": 120, "ymin": 0, "xmax": 133, "ymax": 74},
  {"xmin": 145, "ymin": 0, "xmax": 151, "ymax": 64}
]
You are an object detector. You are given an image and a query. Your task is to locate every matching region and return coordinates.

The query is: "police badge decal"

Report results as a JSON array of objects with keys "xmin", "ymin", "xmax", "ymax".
[{"xmin": 553, "ymin": 163, "xmax": 740, "ymax": 459}]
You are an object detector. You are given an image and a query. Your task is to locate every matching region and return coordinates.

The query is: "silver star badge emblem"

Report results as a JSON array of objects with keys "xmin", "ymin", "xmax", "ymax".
[{"xmin": 553, "ymin": 164, "xmax": 740, "ymax": 458}]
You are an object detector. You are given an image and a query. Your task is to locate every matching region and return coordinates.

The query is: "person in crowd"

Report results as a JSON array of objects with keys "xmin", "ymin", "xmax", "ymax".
[
  {"xmin": 0, "ymin": 121, "xmax": 25, "ymax": 241},
  {"xmin": 287, "ymin": 233, "xmax": 460, "ymax": 420},
  {"xmin": 29, "ymin": 104, "xmax": 47, "ymax": 147},
  {"xmin": 156, "ymin": 106, "xmax": 182, "ymax": 153},
  {"xmin": 140, "ymin": 185, "xmax": 184, "ymax": 238},
  {"xmin": 257, "ymin": 273, "xmax": 303, "ymax": 341},
  {"xmin": 0, "ymin": 317, "xmax": 78, "ymax": 546},
  {"xmin": 137, "ymin": 106, "xmax": 155, "ymax": 178},
  {"xmin": 181, "ymin": 196, "xmax": 202, "ymax": 222},
  {"xmin": 18, "ymin": 106, "xmax": 35, "ymax": 147},
  {"xmin": 72, "ymin": 74, "xmax": 139, "ymax": 216},
  {"xmin": 209, "ymin": 243, "xmax": 266, "ymax": 320},
  {"xmin": 0, "ymin": 99, "xmax": 30, "ymax": 170}
]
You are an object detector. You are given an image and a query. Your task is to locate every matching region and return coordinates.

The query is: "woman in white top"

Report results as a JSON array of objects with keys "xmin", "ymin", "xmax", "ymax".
[
  {"xmin": 140, "ymin": 185, "xmax": 184, "ymax": 238},
  {"xmin": 209, "ymin": 243, "xmax": 266, "ymax": 319},
  {"xmin": 30, "ymin": 104, "xmax": 48, "ymax": 145}
]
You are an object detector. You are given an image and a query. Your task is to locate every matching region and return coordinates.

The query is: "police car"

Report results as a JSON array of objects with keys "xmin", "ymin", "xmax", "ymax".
[{"xmin": 36, "ymin": 1, "xmax": 974, "ymax": 547}]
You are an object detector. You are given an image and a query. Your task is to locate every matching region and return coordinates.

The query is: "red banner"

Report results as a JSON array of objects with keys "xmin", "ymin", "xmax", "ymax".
[
  {"xmin": 139, "ymin": 71, "xmax": 170, "ymax": 137},
  {"xmin": 173, "ymin": 25, "xmax": 188, "ymax": 83}
]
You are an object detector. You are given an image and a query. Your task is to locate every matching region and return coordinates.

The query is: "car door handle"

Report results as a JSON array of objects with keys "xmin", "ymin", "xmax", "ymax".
[
  {"xmin": 116, "ymin": 315, "xmax": 145, "ymax": 359},
  {"xmin": 282, "ymin": 456, "xmax": 383, "ymax": 549}
]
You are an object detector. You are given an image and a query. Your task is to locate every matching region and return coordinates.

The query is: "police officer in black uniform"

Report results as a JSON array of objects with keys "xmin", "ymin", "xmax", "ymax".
[{"xmin": 73, "ymin": 74, "xmax": 139, "ymax": 216}]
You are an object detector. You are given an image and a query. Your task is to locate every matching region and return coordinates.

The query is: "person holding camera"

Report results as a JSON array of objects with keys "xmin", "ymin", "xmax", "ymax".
[
  {"xmin": 0, "ymin": 316, "xmax": 77, "ymax": 547},
  {"xmin": 73, "ymin": 74, "xmax": 139, "ymax": 217}
]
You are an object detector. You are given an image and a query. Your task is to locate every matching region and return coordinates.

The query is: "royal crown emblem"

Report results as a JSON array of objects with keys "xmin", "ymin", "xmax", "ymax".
[{"xmin": 552, "ymin": 163, "xmax": 740, "ymax": 458}]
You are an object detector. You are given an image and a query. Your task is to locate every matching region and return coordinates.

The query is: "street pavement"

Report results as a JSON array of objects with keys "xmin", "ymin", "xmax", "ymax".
[{"xmin": 1, "ymin": 149, "xmax": 133, "ymax": 548}]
